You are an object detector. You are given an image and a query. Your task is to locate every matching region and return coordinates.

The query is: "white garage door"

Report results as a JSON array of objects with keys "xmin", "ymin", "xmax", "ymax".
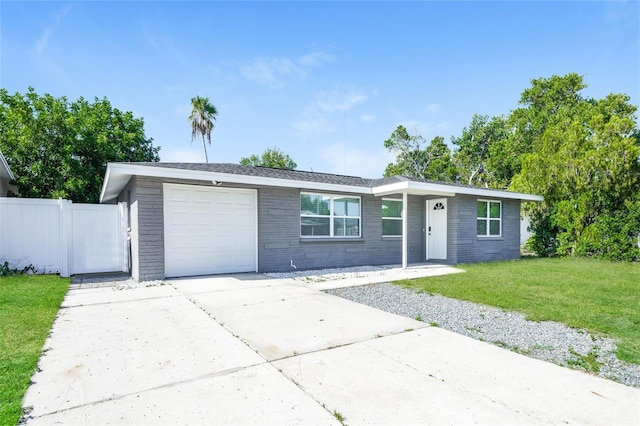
[{"xmin": 163, "ymin": 183, "xmax": 257, "ymax": 277}]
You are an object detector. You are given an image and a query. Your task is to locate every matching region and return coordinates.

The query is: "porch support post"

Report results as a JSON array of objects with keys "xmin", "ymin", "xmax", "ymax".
[{"xmin": 402, "ymin": 191, "xmax": 408, "ymax": 269}]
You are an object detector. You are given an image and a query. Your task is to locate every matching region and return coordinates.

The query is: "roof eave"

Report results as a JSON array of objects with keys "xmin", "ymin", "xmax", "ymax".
[
  {"xmin": 408, "ymin": 181, "xmax": 543, "ymax": 201},
  {"xmin": 100, "ymin": 163, "xmax": 543, "ymax": 203},
  {"xmin": 100, "ymin": 163, "xmax": 372, "ymax": 203},
  {"xmin": 371, "ymin": 181, "xmax": 457, "ymax": 197},
  {"xmin": 0, "ymin": 151, "xmax": 14, "ymax": 181},
  {"xmin": 371, "ymin": 180, "xmax": 542, "ymax": 201}
]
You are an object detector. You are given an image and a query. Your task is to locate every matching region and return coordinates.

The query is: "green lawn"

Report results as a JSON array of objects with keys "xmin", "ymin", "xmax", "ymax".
[
  {"xmin": 395, "ymin": 257, "xmax": 640, "ymax": 364},
  {"xmin": 0, "ymin": 275, "xmax": 69, "ymax": 426}
]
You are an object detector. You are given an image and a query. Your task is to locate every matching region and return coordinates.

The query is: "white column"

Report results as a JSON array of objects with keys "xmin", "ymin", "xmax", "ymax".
[
  {"xmin": 402, "ymin": 191, "xmax": 408, "ymax": 269},
  {"xmin": 59, "ymin": 199, "xmax": 71, "ymax": 278},
  {"xmin": 118, "ymin": 202, "xmax": 129, "ymax": 273}
]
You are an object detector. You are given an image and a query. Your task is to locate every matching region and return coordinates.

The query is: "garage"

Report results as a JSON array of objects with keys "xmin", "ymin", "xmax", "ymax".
[{"xmin": 163, "ymin": 183, "xmax": 257, "ymax": 277}]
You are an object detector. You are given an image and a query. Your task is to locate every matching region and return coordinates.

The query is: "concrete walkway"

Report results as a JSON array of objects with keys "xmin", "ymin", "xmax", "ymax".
[
  {"xmin": 274, "ymin": 263, "xmax": 465, "ymax": 290},
  {"xmin": 23, "ymin": 274, "xmax": 640, "ymax": 425}
]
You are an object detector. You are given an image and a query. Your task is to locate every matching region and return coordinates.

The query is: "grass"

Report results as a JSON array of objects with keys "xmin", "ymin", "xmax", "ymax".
[
  {"xmin": 567, "ymin": 348, "xmax": 601, "ymax": 373},
  {"xmin": 332, "ymin": 409, "xmax": 346, "ymax": 424},
  {"xmin": 0, "ymin": 275, "xmax": 69, "ymax": 426},
  {"xmin": 394, "ymin": 257, "xmax": 640, "ymax": 364}
]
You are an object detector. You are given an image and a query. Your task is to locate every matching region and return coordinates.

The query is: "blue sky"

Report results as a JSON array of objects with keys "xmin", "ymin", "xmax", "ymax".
[{"xmin": 1, "ymin": 1, "xmax": 638, "ymax": 178}]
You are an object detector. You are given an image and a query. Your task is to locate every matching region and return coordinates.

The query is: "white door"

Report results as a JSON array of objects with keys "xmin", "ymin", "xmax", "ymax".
[
  {"xmin": 426, "ymin": 198, "xmax": 447, "ymax": 260},
  {"xmin": 163, "ymin": 183, "xmax": 257, "ymax": 277}
]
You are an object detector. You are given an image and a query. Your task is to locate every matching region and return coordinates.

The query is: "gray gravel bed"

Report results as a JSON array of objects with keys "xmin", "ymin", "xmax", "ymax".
[{"xmin": 327, "ymin": 282, "xmax": 640, "ymax": 388}]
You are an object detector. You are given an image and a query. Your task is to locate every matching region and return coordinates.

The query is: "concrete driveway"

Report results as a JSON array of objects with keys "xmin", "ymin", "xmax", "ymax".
[{"xmin": 24, "ymin": 274, "xmax": 640, "ymax": 425}]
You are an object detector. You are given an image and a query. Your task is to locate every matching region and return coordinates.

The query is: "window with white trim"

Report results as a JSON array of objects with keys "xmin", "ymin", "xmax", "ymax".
[
  {"xmin": 300, "ymin": 193, "xmax": 361, "ymax": 237},
  {"xmin": 382, "ymin": 199, "xmax": 402, "ymax": 236},
  {"xmin": 477, "ymin": 200, "xmax": 501, "ymax": 237}
]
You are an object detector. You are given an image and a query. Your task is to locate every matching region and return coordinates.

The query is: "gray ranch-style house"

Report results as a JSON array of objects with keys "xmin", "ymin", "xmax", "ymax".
[{"xmin": 100, "ymin": 163, "xmax": 543, "ymax": 282}]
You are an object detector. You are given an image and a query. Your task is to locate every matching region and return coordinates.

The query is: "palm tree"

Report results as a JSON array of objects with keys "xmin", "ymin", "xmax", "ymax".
[{"xmin": 188, "ymin": 96, "xmax": 218, "ymax": 163}]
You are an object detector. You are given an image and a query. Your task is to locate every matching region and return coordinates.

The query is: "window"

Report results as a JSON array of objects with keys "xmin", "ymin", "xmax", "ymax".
[
  {"xmin": 477, "ymin": 200, "xmax": 501, "ymax": 237},
  {"xmin": 301, "ymin": 193, "xmax": 360, "ymax": 237},
  {"xmin": 382, "ymin": 199, "xmax": 402, "ymax": 236}
]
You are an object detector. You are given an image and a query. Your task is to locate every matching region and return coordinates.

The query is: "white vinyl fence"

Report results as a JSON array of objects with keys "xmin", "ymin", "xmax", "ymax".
[{"xmin": 0, "ymin": 198, "xmax": 127, "ymax": 277}]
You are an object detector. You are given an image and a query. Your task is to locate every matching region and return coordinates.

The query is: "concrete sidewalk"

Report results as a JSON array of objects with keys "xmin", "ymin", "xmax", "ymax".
[
  {"xmin": 269, "ymin": 263, "xmax": 465, "ymax": 290},
  {"xmin": 23, "ymin": 274, "xmax": 640, "ymax": 425}
]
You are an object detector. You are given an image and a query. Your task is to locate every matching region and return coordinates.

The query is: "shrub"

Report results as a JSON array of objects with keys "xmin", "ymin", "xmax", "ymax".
[
  {"xmin": 575, "ymin": 201, "xmax": 640, "ymax": 262},
  {"xmin": 525, "ymin": 210, "xmax": 559, "ymax": 257},
  {"xmin": 0, "ymin": 261, "xmax": 37, "ymax": 277}
]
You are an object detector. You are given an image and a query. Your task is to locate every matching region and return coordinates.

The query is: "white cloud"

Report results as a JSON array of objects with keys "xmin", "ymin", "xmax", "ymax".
[
  {"xmin": 240, "ymin": 50, "xmax": 334, "ymax": 88},
  {"xmin": 34, "ymin": 28, "xmax": 53, "ymax": 56},
  {"xmin": 360, "ymin": 113, "xmax": 377, "ymax": 123},
  {"xmin": 293, "ymin": 116, "xmax": 335, "ymax": 135},
  {"xmin": 163, "ymin": 85, "xmax": 190, "ymax": 96},
  {"xmin": 297, "ymin": 51, "xmax": 335, "ymax": 66},
  {"xmin": 425, "ymin": 103, "xmax": 441, "ymax": 114},
  {"xmin": 142, "ymin": 26, "xmax": 161, "ymax": 52},
  {"xmin": 293, "ymin": 87, "xmax": 375, "ymax": 138},
  {"xmin": 32, "ymin": 4, "xmax": 71, "ymax": 56},
  {"xmin": 398, "ymin": 120, "xmax": 450, "ymax": 137},
  {"xmin": 317, "ymin": 142, "xmax": 394, "ymax": 178},
  {"xmin": 316, "ymin": 90, "xmax": 369, "ymax": 113},
  {"xmin": 434, "ymin": 121, "xmax": 450, "ymax": 133},
  {"xmin": 141, "ymin": 25, "xmax": 188, "ymax": 67},
  {"xmin": 241, "ymin": 57, "xmax": 305, "ymax": 87},
  {"xmin": 173, "ymin": 104, "xmax": 193, "ymax": 118}
]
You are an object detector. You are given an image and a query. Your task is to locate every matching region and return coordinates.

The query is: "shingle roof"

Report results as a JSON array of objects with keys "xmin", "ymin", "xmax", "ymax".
[
  {"xmin": 102, "ymin": 162, "xmax": 542, "ymax": 202},
  {"xmin": 123, "ymin": 162, "xmax": 522, "ymax": 194},
  {"xmin": 131, "ymin": 162, "xmax": 376, "ymax": 187}
]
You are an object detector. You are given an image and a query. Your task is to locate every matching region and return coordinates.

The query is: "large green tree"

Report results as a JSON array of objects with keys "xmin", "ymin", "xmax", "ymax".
[
  {"xmin": 381, "ymin": 73, "xmax": 639, "ymax": 261},
  {"xmin": 239, "ymin": 147, "xmax": 297, "ymax": 170},
  {"xmin": 188, "ymin": 96, "xmax": 218, "ymax": 163},
  {"xmin": 383, "ymin": 125, "xmax": 455, "ymax": 181},
  {"xmin": 0, "ymin": 88, "xmax": 160, "ymax": 203},
  {"xmin": 510, "ymin": 74, "xmax": 640, "ymax": 258},
  {"xmin": 452, "ymin": 114, "xmax": 516, "ymax": 189}
]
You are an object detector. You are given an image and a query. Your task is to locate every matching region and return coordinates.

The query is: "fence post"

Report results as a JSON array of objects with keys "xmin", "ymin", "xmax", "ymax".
[
  {"xmin": 59, "ymin": 199, "xmax": 71, "ymax": 278},
  {"xmin": 118, "ymin": 202, "xmax": 128, "ymax": 273}
]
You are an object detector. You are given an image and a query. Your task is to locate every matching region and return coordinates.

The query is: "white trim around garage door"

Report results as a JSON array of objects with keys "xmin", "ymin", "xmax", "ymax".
[{"xmin": 163, "ymin": 183, "xmax": 258, "ymax": 277}]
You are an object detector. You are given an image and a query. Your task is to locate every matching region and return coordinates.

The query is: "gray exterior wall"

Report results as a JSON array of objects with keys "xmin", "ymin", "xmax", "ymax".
[
  {"xmin": 0, "ymin": 178, "xmax": 7, "ymax": 197},
  {"xmin": 117, "ymin": 177, "xmax": 523, "ymax": 280},
  {"xmin": 449, "ymin": 195, "xmax": 521, "ymax": 263},
  {"xmin": 116, "ymin": 178, "xmax": 136, "ymax": 279},
  {"xmin": 257, "ymin": 189, "xmax": 424, "ymax": 272},
  {"xmin": 117, "ymin": 176, "xmax": 165, "ymax": 281}
]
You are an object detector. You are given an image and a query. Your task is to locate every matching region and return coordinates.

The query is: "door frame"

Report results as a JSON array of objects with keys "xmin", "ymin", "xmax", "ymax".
[{"xmin": 425, "ymin": 198, "xmax": 448, "ymax": 260}]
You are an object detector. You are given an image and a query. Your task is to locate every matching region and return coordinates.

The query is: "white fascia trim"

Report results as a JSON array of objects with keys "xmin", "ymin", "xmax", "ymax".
[
  {"xmin": 371, "ymin": 181, "xmax": 411, "ymax": 196},
  {"xmin": 372, "ymin": 181, "xmax": 456, "ymax": 197},
  {"xmin": 99, "ymin": 165, "xmax": 112, "ymax": 203},
  {"xmin": 0, "ymin": 151, "xmax": 14, "ymax": 180},
  {"xmin": 448, "ymin": 185, "xmax": 543, "ymax": 201},
  {"xmin": 103, "ymin": 163, "xmax": 371, "ymax": 199},
  {"xmin": 372, "ymin": 180, "xmax": 542, "ymax": 201}
]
